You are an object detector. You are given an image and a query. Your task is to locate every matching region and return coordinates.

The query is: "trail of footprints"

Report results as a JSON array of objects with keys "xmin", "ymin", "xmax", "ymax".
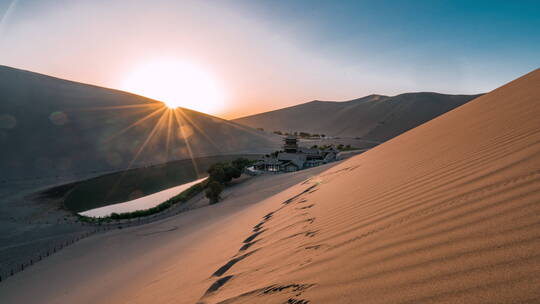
[
  {"xmin": 198, "ymin": 170, "xmax": 540, "ymax": 302},
  {"xmin": 198, "ymin": 183, "xmax": 322, "ymax": 303}
]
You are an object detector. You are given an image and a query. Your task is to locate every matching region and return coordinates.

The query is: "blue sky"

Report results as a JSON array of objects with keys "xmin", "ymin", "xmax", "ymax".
[
  {"xmin": 0, "ymin": 0, "xmax": 539, "ymax": 117},
  {"xmin": 236, "ymin": 0, "xmax": 540, "ymax": 85}
]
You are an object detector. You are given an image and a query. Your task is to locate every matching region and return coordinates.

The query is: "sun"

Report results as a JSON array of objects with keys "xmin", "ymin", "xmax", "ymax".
[{"xmin": 122, "ymin": 59, "xmax": 225, "ymax": 114}]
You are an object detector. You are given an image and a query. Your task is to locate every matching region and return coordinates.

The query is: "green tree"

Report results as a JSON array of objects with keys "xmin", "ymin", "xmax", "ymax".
[
  {"xmin": 205, "ymin": 158, "xmax": 254, "ymax": 204},
  {"xmin": 206, "ymin": 181, "xmax": 224, "ymax": 204},
  {"xmin": 232, "ymin": 157, "xmax": 251, "ymax": 171},
  {"xmin": 208, "ymin": 163, "xmax": 227, "ymax": 183},
  {"xmin": 224, "ymin": 165, "xmax": 241, "ymax": 180}
]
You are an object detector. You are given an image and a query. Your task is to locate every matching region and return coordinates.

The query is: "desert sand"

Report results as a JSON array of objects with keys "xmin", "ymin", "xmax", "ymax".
[
  {"xmin": 0, "ymin": 164, "xmax": 334, "ymax": 303},
  {"xmin": 1, "ymin": 68, "xmax": 539, "ymax": 303}
]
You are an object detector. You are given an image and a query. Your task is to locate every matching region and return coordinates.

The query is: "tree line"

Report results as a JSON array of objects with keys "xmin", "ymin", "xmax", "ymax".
[{"xmin": 204, "ymin": 157, "xmax": 252, "ymax": 204}]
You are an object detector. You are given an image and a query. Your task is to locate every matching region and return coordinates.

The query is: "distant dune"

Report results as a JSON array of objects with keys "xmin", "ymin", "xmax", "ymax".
[
  {"xmin": 1, "ymin": 68, "xmax": 538, "ymax": 303},
  {"xmin": 0, "ymin": 65, "xmax": 279, "ymax": 183},
  {"xmin": 233, "ymin": 92, "xmax": 481, "ymax": 141}
]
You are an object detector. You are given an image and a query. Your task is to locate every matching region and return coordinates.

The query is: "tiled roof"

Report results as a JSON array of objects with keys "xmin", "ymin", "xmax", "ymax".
[
  {"xmin": 277, "ymin": 152, "xmax": 306, "ymax": 168},
  {"xmin": 298, "ymin": 147, "xmax": 321, "ymax": 155}
]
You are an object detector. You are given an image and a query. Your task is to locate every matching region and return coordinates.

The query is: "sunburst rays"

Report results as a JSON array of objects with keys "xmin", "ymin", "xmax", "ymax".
[
  {"xmin": 70, "ymin": 98, "xmax": 260, "ymax": 202},
  {"xmin": 176, "ymin": 107, "xmax": 221, "ymax": 152},
  {"xmin": 165, "ymin": 110, "xmax": 174, "ymax": 163},
  {"xmin": 82, "ymin": 100, "xmax": 225, "ymax": 180},
  {"xmin": 98, "ymin": 101, "xmax": 208, "ymax": 200},
  {"xmin": 172, "ymin": 109, "xmax": 201, "ymax": 177},
  {"xmin": 65, "ymin": 103, "xmax": 161, "ymax": 112},
  {"xmin": 103, "ymin": 106, "xmax": 167, "ymax": 144}
]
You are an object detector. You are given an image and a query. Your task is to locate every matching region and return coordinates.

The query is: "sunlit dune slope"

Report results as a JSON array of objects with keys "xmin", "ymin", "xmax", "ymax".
[
  {"xmin": 0, "ymin": 65, "xmax": 278, "ymax": 182},
  {"xmin": 233, "ymin": 92, "xmax": 481, "ymax": 140},
  {"xmin": 196, "ymin": 68, "xmax": 540, "ymax": 303}
]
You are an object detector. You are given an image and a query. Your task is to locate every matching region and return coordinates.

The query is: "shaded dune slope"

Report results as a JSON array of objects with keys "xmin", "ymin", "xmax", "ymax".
[
  {"xmin": 233, "ymin": 93, "xmax": 481, "ymax": 141},
  {"xmin": 0, "ymin": 65, "xmax": 278, "ymax": 182},
  {"xmin": 198, "ymin": 69, "xmax": 540, "ymax": 303}
]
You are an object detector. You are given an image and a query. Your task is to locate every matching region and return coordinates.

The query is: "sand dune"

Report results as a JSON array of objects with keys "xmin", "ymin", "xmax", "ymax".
[
  {"xmin": 1, "ymin": 68, "xmax": 539, "ymax": 303},
  {"xmin": 200, "ymin": 68, "xmax": 540, "ymax": 303},
  {"xmin": 233, "ymin": 92, "xmax": 481, "ymax": 141},
  {"xmin": 0, "ymin": 65, "xmax": 278, "ymax": 184}
]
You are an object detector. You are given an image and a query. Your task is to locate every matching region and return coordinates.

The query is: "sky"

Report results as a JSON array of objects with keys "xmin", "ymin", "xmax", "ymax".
[{"xmin": 0, "ymin": 0, "xmax": 539, "ymax": 118}]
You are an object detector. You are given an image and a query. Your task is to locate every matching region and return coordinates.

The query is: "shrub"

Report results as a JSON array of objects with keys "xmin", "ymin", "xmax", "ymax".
[
  {"xmin": 206, "ymin": 181, "xmax": 224, "ymax": 204},
  {"xmin": 318, "ymin": 144, "xmax": 329, "ymax": 150},
  {"xmin": 225, "ymin": 165, "xmax": 241, "ymax": 180},
  {"xmin": 232, "ymin": 157, "xmax": 251, "ymax": 171},
  {"xmin": 208, "ymin": 163, "xmax": 228, "ymax": 183}
]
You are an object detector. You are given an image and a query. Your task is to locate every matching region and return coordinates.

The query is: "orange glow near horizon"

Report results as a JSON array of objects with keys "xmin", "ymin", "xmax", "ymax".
[{"xmin": 121, "ymin": 60, "xmax": 225, "ymax": 114}]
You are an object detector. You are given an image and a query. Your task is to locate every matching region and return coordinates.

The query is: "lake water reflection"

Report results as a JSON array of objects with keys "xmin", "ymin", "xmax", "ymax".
[{"xmin": 79, "ymin": 177, "xmax": 207, "ymax": 217}]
